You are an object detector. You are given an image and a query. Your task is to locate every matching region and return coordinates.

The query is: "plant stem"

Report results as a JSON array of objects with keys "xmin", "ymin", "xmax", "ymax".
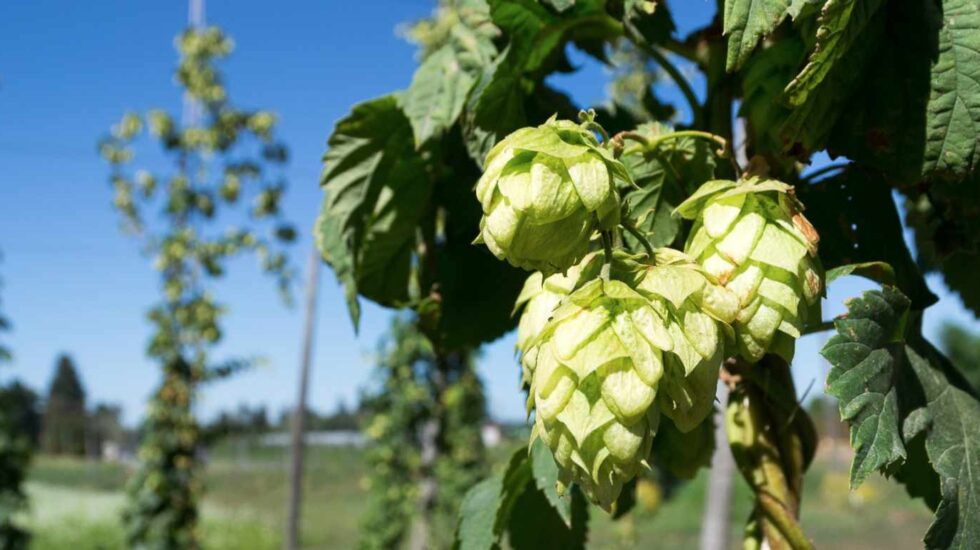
[
  {"xmin": 800, "ymin": 163, "xmax": 848, "ymax": 183},
  {"xmin": 584, "ymin": 121, "xmax": 610, "ymax": 144},
  {"xmin": 648, "ymin": 130, "xmax": 728, "ymax": 156},
  {"xmin": 757, "ymin": 492, "xmax": 813, "ymax": 550},
  {"xmin": 600, "ymin": 230, "xmax": 614, "ymax": 280},
  {"xmin": 726, "ymin": 358, "xmax": 816, "ymax": 550},
  {"xmin": 620, "ymin": 219, "xmax": 655, "ymax": 259},
  {"xmin": 622, "ymin": 26, "xmax": 702, "ymax": 128},
  {"xmin": 802, "ymin": 319, "xmax": 835, "ymax": 335},
  {"xmin": 645, "ymin": 46, "xmax": 703, "ymax": 129}
]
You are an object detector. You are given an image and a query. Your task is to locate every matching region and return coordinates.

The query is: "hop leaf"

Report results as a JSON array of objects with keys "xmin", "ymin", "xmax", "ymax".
[
  {"xmin": 475, "ymin": 118, "xmax": 632, "ymax": 273},
  {"xmin": 676, "ymin": 177, "xmax": 823, "ymax": 362},
  {"xmin": 521, "ymin": 250, "xmax": 733, "ymax": 510}
]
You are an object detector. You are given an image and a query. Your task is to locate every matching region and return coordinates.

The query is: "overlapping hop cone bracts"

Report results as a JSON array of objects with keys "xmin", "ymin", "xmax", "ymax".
[
  {"xmin": 526, "ymin": 251, "xmax": 736, "ymax": 510},
  {"xmin": 474, "ymin": 116, "xmax": 632, "ymax": 273},
  {"xmin": 513, "ymin": 253, "xmax": 604, "ymax": 404},
  {"xmin": 676, "ymin": 177, "xmax": 823, "ymax": 363}
]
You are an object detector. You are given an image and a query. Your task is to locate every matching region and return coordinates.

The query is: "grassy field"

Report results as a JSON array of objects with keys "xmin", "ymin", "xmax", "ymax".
[{"xmin": 24, "ymin": 441, "xmax": 933, "ymax": 549}]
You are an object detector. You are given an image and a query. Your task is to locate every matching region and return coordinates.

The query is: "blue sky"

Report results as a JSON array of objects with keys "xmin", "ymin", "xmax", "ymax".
[{"xmin": 0, "ymin": 0, "xmax": 975, "ymax": 426}]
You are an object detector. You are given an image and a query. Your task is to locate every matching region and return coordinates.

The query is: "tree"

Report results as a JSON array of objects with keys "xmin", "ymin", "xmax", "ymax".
[
  {"xmin": 202, "ymin": 403, "xmax": 271, "ymax": 443},
  {"xmin": 316, "ymin": 0, "xmax": 980, "ymax": 548},
  {"xmin": 0, "ymin": 382, "xmax": 40, "ymax": 450},
  {"xmin": 99, "ymin": 25, "xmax": 294, "ymax": 548},
  {"xmin": 87, "ymin": 403, "xmax": 124, "ymax": 458},
  {"xmin": 0, "ymin": 254, "xmax": 30, "ymax": 549},
  {"xmin": 41, "ymin": 354, "xmax": 87, "ymax": 456}
]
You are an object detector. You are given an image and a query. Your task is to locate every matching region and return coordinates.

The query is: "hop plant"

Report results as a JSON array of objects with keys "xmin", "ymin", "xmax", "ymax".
[
  {"xmin": 524, "ymin": 250, "xmax": 736, "ymax": 510},
  {"xmin": 475, "ymin": 117, "xmax": 632, "ymax": 273},
  {"xmin": 676, "ymin": 177, "xmax": 823, "ymax": 362}
]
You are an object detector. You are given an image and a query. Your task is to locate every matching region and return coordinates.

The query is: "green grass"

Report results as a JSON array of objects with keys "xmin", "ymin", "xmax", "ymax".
[
  {"xmin": 26, "ymin": 447, "xmax": 366, "ymax": 549},
  {"xmin": 25, "ymin": 443, "xmax": 934, "ymax": 549},
  {"xmin": 588, "ymin": 459, "xmax": 933, "ymax": 549}
]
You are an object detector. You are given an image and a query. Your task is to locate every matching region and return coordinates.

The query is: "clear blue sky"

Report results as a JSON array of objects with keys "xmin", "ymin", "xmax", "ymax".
[{"xmin": 0, "ymin": 0, "xmax": 974, "ymax": 426}]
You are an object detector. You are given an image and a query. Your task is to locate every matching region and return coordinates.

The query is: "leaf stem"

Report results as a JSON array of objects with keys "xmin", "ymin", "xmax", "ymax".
[
  {"xmin": 644, "ymin": 46, "xmax": 703, "ymax": 129},
  {"xmin": 799, "ymin": 163, "xmax": 848, "ymax": 183},
  {"xmin": 624, "ymin": 25, "xmax": 703, "ymax": 128},
  {"xmin": 648, "ymin": 130, "xmax": 728, "ymax": 157},
  {"xmin": 620, "ymin": 219, "xmax": 655, "ymax": 259},
  {"xmin": 802, "ymin": 320, "xmax": 835, "ymax": 335},
  {"xmin": 600, "ymin": 230, "xmax": 614, "ymax": 281},
  {"xmin": 585, "ymin": 121, "xmax": 610, "ymax": 144},
  {"xmin": 579, "ymin": 108, "xmax": 610, "ymax": 143}
]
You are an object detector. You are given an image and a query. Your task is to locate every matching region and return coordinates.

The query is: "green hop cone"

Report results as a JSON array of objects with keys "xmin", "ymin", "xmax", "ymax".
[
  {"xmin": 474, "ymin": 117, "xmax": 632, "ymax": 273},
  {"xmin": 676, "ymin": 177, "xmax": 823, "ymax": 363},
  {"xmin": 513, "ymin": 253, "xmax": 604, "ymax": 404},
  {"xmin": 525, "ymin": 250, "xmax": 735, "ymax": 510}
]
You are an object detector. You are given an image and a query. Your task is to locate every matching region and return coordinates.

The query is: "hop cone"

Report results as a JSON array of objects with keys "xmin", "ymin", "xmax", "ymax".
[
  {"xmin": 676, "ymin": 177, "xmax": 823, "ymax": 362},
  {"xmin": 524, "ymin": 251, "xmax": 735, "ymax": 510},
  {"xmin": 475, "ymin": 117, "xmax": 631, "ymax": 273},
  {"xmin": 513, "ymin": 253, "xmax": 603, "ymax": 402}
]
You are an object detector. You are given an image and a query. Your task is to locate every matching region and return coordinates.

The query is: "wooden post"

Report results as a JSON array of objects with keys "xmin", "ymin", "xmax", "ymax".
[{"xmin": 285, "ymin": 249, "xmax": 320, "ymax": 550}]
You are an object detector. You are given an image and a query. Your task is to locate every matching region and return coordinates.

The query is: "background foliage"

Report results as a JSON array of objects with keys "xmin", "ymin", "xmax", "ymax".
[
  {"xmin": 0, "ymin": 257, "xmax": 30, "ymax": 549},
  {"xmin": 315, "ymin": 0, "xmax": 980, "ymax": 548},
  {"xmin": 359, "ymin": 316, "xmax": 487, "ymax": 549},
  {"xmin": 99, "ymin": 26, "xmax": 295, "ymax": 549}
]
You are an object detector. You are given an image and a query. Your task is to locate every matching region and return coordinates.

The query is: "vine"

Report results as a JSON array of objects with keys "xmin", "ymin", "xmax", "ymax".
[
  {"xmin": 359, "ymin": 317, "xmax": 487, "ymax": 549},
  {"xmin": 99, "ymin": 26, "xmax": 294, "ymax": 548}
]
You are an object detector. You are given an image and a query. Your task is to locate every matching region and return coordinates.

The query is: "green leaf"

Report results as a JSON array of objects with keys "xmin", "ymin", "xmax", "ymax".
[
  {"xmin": 315, "ymin": 198, "xmax": 360, "ymax": 327},
  {"xmin": 907, "ymin": 345, "xmax": 980, "ymax": 548},
  {"xmin": 404, "ymin": 46, "xmax": 480, "ymax": 147},
  {"xmin": 463, "ymin": 0, "xmax": 616, "ymax": 163},
  {"xmin": 934, "ymin": 251, "xmax": 980, "ymax": 319},
  {"xmin": 317, "ymin": 95, "xmax": 433, "ymax": 327},
  {"xmin": 821, "ymin": 286, "xmax": 911, "ymax": 487},
  {"xmin": 463, "ymin": 48, "xmax": 529, "ymax": 164},
  {"xmin": 821, "ymin": 281, "xmax": 980, "ymax": 545},
  {"xmin": 507, "ymin": 485, "xmax": 588, "ymax": 549},
  {"xmin": 924, "ymin": 0, "xmax": 980, "ymax": 177},
  {"xmin": 436, "ymin": 225, "xmax": 527, "ymax": 348},
  {"xmin": 619, "ymin": 123, "xmax": 720, "ymax": 252},
  {"xmin": 825, "ymin": 261, "xmax": 896, "ymax": 287},
  {"xmin": 784, "ymin": 0, "xmax": 886, "ymax": 107},
  {"xmin": 433, "ymin": 139, "xmax": 528, "ymax": 348},
  {"xmin": 403, "ymin": 4, "xmax": 497, "ymax": 146},
  {"xmin": 723, "ymin": 0, "xmax": 792, "ymax": 71},
  {"xmin": 824, "ymin": 0, "xmax": 980, "ymax": 183},
  {"xmin": 795, "ymin": 169, "xmax": 937, "ymax": 310},
  {"xmin": 456, "ymin": 475, "xmax": 505, "ymax": 550},
  {"xmin": 455, "ymin": 448, "xmax": 532, "ymax": 550},
  {"xmin": 652, "ymin": 415, "xmax": 715, "ymax": 479},
  {"xmin": 543, "ymin": 0, "xmax": 575, "ymax": 12},
  {"xmin": 489, "ymin": 0, "xmax": 565, "ymax": 72},
  {"xmin": 738, "ymin": 34, "xmax": 805, "ymax": 157},
  {"xmin": 780, "ymin": 8, "xmax": 885, "ymax": 152},
  {"xmin": 530, "ymin": 439, "xmax": 571, "ymax": 526}
]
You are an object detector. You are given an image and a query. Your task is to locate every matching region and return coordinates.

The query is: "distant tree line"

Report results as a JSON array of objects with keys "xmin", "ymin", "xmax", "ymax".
[
  {"xmin": 0, "ymin": 354, "xmax": 126, "ymax": 459},
  {"xmin": 201, "ymin": 401, "xmax": 365, "ymax": 443}
]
